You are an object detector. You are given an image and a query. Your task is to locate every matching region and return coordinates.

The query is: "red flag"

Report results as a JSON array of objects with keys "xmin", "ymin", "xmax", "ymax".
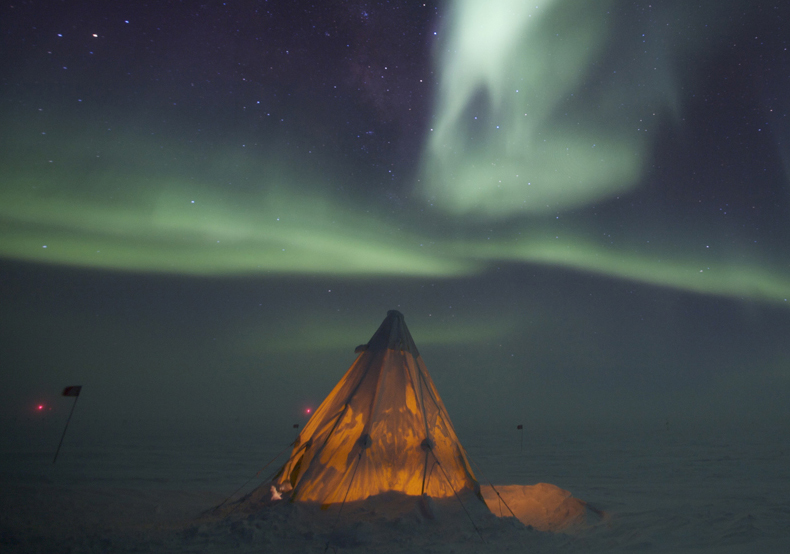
[
  {"xmin": 517, "ymin": 424, "xmax": 523, "ymax": 430},
  {"xmin": 62, "ymin": 386, "xmax": 82, "ymax": 397}
]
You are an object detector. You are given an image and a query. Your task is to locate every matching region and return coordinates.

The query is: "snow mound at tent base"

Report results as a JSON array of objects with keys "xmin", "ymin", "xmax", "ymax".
[
  {"xmin": 1, "ymin": 480, "xmax": 600, "ymax": 553},
  {"xmin": 198, "ymin": 488, "xmax": 566, "ymax": 552},
  {"xmin": 481, "ymin": 483, "xmax": 603, "ymax": 532}
]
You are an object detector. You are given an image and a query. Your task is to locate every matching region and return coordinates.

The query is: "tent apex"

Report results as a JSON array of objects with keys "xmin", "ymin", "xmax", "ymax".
[{"xmin": 367, "ymin": 310, "xmax": 419, "ymax": 355}]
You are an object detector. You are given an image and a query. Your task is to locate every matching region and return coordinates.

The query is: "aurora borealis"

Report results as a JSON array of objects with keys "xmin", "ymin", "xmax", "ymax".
[{"xmin": 2, "ymin": 1, "xmax": 790, "ymax": 431}]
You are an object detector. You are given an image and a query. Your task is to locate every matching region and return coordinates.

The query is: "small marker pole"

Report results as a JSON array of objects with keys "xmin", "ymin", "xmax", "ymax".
[
  {"xmin": 53, "ymin": 386, "xmax": 82, "ymax": 464},
  {"xmin": 517, "ymin": 424, "xmax": 523, "ymax": 453}
]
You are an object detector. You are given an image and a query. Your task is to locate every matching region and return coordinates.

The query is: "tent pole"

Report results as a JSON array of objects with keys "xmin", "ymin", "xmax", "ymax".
[{"xmin": 421, "ymin": 449, "xmax": 430, "ymax": 494}]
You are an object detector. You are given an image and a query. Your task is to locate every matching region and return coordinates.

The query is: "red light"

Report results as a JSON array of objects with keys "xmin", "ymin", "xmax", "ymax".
[
  {"xmin": 37, "ymin": 404, "xmax": 44, "ymax": 410},
  {"xmin": 306, "ymin": 408, "xmax": 312, "ymax": 414}
]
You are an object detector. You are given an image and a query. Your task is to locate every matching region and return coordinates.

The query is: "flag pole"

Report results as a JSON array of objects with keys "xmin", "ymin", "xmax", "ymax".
[
  {"xmin": 517, "ymin": 424, "xmax": 523, "ymax": 453},
  {"xmin": 53, "ymin": 386, "xmax": 82, "ymax": 464}
]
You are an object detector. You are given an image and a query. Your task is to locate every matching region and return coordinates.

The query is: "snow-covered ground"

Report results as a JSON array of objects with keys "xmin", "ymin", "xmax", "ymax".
[{"xmin": 2, "ymin": 422, "xmax": 788, "ymax": 553}]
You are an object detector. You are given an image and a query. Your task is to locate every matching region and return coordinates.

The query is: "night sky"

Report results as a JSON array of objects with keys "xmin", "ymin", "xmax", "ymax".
[{"xmin": 2, "ymin": 0, "xmax": 790, "ymax": 438}]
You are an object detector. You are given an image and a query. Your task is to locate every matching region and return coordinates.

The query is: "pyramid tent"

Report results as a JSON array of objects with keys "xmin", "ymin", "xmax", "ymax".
[{"xmin": 272, "ymin": 310, "xmax": 479, "ymax": 505}]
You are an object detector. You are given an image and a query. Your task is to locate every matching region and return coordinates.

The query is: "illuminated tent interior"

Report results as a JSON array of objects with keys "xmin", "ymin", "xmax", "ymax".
[
  {"xmin": 268, "ymin": 309, "xmax": 478, "ymax": 505},
  {"xmin": 231, "ymin": 310, "xmax": 594, "ymax": 532}
]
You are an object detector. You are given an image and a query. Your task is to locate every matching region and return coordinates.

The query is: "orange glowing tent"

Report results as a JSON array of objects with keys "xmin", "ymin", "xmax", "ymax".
[{"xmin": 272, "ymin": 310, "xmax": 479, "ymax": 505}]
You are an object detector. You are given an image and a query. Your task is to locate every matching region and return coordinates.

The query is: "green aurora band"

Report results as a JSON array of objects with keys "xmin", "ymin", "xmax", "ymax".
[
  {"xmin": 420, "ymin": 0, "xmax": 648, "ymax": 216},
  {"xmin": 1, "ymin": 0, "xmax": 789, "ymax": 308}
]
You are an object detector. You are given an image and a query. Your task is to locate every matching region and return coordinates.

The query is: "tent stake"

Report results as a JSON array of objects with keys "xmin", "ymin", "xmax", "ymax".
[{"xmin": 517, "ymin": 424, "xmax": 524, "ymax": 453}]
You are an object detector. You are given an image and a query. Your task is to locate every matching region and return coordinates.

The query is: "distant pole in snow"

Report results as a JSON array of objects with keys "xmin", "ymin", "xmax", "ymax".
[
  {"xmin": 517, "ymin": 424, "xmax": 523, "ymax": 453},
  {"xmin": 53, "ymin": 386, "xmax": 82, "ymax": 464}
]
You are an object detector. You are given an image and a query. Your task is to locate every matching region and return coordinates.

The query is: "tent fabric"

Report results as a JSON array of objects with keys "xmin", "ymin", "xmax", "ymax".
[{"xmin": 274, "ymin": 310, "xmax": 479, "ymax": 505}]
